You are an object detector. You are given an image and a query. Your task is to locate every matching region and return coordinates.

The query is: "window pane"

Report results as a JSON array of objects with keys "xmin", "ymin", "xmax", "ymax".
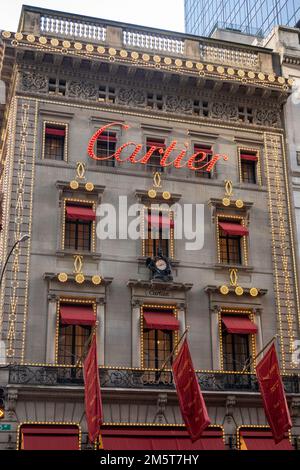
[
  {"xmin": 57, "ymin": 324, "xmax": 91, "ymax": 365},
  {"xmin": 222, "ymin": 331, "xmax": 250, "ymax": 372},
  {"xmin": 44, "ymin": 135, "xmax": 64, "ymax": 160}
]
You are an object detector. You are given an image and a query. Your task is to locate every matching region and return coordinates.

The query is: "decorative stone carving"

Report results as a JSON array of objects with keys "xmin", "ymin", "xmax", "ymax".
[
  {"xmin": 211, "ymin": 102, "xmax": 239, "ymax": 121},
  {"xmin": 154, "ymin": 393, "xmax": 168, "ymax": 424},
  {"xmin": 117, "ymin": 88, "xmax": 146, "ymax": 107},
  {"xmin": 6, "ymin": 389, "xmax": 18, "ymax": 419},
  {"xmin": 165, "ymin": 95, "xmax": 193, "ymax": 114},
  {"xmin": 68, "ymin": 80, "xmax": 98, "ymax": 100},
  {"xmin": 255, "ymin": 108, "xmax": 281, "ymax": 127},
  {"xmin": 20, "ymin": 71, "xmax": 48, "ymax": 92},
  {"xmin": 225, "ymin": 395, "xmax": 237, "ymax": 423}
]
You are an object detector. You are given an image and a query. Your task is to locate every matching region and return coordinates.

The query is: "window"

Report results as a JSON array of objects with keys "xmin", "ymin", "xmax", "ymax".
[
  {"xmin": 96, "ymin": 131, "xmax": 117, "ymax": 167},
  {"xmin": 221, "ymin": 314, "xmax": 257, "ymax": 372},
  {"xmin": 145, "ymin": 138, "xmax": 165, "ymax": 172},
  {"xmin": 222, "ymin": 331, "xmax": 250, "ymax": 371},
  {"xmin": 240, "ymin": 151, "xmax": 258, "ymax": 184},
  {"xmin": 194, "ymin": 144, "xmax": 213, "ymax": 178},
  {"xmin": 193, "ymin": 100, "xmax": 209, "ymax": 117},
  {"xmin": 64, "ymin": 203, "xmax": 95, "ymax": 251},
  {"xmin": 142, "ymin": 308, "xmax": 179, "ymax": 382},
  {"xmin": 238, "ymin": 106, "xmax": 253, "ymax": 123},
  {"xmin": 144, "ymin": 210, "xmax": 174, "ymax": 258},
  {"xmin": 218, "ymin": 220, "xmax": 249, "ymax": 265},
  {"xmin": 147, "ymin": 93, "xmax": 164, "ymax": 110},
  {"xmin": 48, "ymin": 77, "xmax": 66, "ymax": 96},
  {"xmin": 44, "ymin": 124, "xmax": 66, "ymax": 161},
  {"xmin": 57, "ymin": 302, "xmax": 96, "ymax": 366},
  {"xmin": 98, "ymin": 85, "xmax": 115, "ymax": 103}
]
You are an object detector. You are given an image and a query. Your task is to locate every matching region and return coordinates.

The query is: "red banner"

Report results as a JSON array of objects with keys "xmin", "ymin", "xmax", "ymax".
[
  {"xmin": 83, "ymin": 335, "xmax": 103, "ymax": 443},
  {"xmin": 172, "ymin": 339, "xmax": 211, "ymax": 442},
  {"xmin": 256, "ymin": 344, "xmax": 292, "ymax": 443}
]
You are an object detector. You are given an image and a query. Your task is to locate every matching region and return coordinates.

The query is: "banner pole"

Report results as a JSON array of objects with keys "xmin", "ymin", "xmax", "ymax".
[
  {"xmin": 155, "ymin": 326, "xmax": 189, "ymax": 383},
  {"xmin": 241, "ymin": 334, "xmax": 279, "ymax": 373}
]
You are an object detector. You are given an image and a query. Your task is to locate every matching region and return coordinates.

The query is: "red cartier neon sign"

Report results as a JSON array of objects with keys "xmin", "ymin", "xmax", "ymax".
[{"xmin": 87, "ymin": 122, "xmax": 229, "ymax": 171}]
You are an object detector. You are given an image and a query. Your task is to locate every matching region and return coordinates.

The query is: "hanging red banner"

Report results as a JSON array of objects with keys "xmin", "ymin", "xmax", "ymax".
[
  {"xmin": 83, "ymin": 335, "xmax": 103, "ymax": 444},
  {"xmin": 172, "ymin": 339, "xmax": 211, "ymax": 442},
  {"xmin": 256, "ymin": 344, "xmax": 292, "ymax": 444}
]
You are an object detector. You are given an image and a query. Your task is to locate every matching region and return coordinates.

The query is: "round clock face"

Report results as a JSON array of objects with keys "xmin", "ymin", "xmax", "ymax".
[{"xmin": 155, "ymin": 259, "xmax": 167, "ymax": 271}]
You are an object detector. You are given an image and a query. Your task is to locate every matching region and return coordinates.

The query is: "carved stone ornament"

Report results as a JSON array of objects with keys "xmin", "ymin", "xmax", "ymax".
[
  {"xmin": 20, "ymin": 72, "xmax": 48, "ymax": 92},
  {"xmin": 117, "ymin": 88, "xmax": 146, "ymax": 107},
  {"xmin": 211, "ymin": 102, "xmax": 239, "ymax": 121},
  {"xmin": 68, "ymin": 80, "xmax": 98, "ymax": 100},
  {"xmin": 165, "ymin": 95, "xmax": 193, "ymax": 113},
  {"xmin": 255, "ymin": 108, "xmax": 281, "ymax": 127}
]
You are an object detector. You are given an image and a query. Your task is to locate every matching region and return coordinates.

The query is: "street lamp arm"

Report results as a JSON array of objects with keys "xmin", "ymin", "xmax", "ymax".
[{"xmin": 0, "ymin": 235, "xmax": 30, "ymax": 287}]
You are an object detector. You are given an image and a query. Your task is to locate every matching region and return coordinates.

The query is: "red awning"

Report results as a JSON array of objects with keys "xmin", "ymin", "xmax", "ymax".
[
  {"xmin": 97, "ymin": 134, "xmax": 117, "ymax": 142},
  {"xmin": 45, "ymin": 127, "xmax": 65, "ymax": 137},
  {"xmin": 66, "ymin": 205, "xmax": 96, "ymax": 221},
  {"xmin": 146, "ymin": 141, "xmax": 166, "ymax": 148},
  {"xmin": 100, "ymin": 427, "xmax": 225, "ymax": 450},
  {"xmin": 219, "ymin": 222, "xmax": 249, "ymax": 236},
  {"xmin": 21, "ymin": 425, "xmax": 79, "ymax": 450},
  {"xmin": 194, "ymin": 146, "xmax": 212, "ymax": 155},
  {"xmin": 240, "ymin": 153, "xmax": 258, "ymax": 162},
  {"xmin": 240, "ymin": 430, "xmax": 293, "ymax": 451},
  {"xmin": 143, "ymin": 312, "xmax": 179, "ymax": 331},
  {"xmin": 60, "ymin": 305, "xmax": 96, "ymax": 326},
  {"xmin": 146, "ymin": 214, "xmax": 174, "ymax": 229},
  {"xmin": 222, "ymin": 316, "xmax": 258, "ymax": 335}
]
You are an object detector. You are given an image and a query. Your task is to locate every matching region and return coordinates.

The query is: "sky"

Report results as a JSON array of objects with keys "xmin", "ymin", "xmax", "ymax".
[{"xmin": 0, "ymin": 0, "xmax": 185, "ymax": 33}]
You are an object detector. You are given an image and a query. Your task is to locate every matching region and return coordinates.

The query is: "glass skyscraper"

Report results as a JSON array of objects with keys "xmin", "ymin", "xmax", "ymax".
[{"xmin": 185, "ymin": 0, "xmax": 300, "ymax": 37}]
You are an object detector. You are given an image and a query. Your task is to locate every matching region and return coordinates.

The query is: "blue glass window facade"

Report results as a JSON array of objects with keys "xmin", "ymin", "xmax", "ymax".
[{"xmin": 185, "ymin": 0, "xmax": 300, "ymax": 37}]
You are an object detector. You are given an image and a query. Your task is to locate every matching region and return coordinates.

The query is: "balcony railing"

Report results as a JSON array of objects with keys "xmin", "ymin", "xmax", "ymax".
[
  {"xmin": 199, "ymin": 43, "xmax": 259, "ymax": 70},
  {"xmin": 123, "ymin": 30, "xmax": 185, "ymax": 54},
  {"xmin": 40, "ymin": 15, "xmax": 106, "ymax": 42},
  {"xmin": 8, "ymin": 365, "xmax": 300, "ymax": 394}
]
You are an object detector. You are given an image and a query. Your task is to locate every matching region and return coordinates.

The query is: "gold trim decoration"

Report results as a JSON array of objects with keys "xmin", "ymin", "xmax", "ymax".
[
  {"xmin": 50, "ymin": 38, "xmax": 59, "ymax": 47},
  {"xmin": 26, "ymin": 34, "xmax": 35, "ymax": 43},
  {"xmin": 250, "ymin": 287, "xmax": 259, "ymax": 297},
  {"xmin": 15, "ymin": 32, "xmax": 23, "ymax": 40},
  {"xmin": 131, "ymin": 51, "xmax": 139, "ymax": 60},
  {"xmin": 164, "ymin": 57, "xmax": 172, "ymax": 65},
  {"xmin": 62, "ymin": 40, "xmax": 71, "ymax": 49},
  {"xmin": 86, "ymin": 44, "xmax": 94, "ymax": 53},
  {"xmin": 229, "ymin": 269, "xmax": 238, "ymax": 287},
  {"xmin": 92, "ymin": 275, "xmax": 102, "ymax": 285},
  {"xmin": 162, "ymin": 191, "xmax": 171, "ymax": 200},
  {"xmin": 120, "ymin": 49, "xmax": 128, "ymax": 58},
  {"xmin": 222, "ymin": 197, "xmax": 231, "ymax": 207},
  {"xmin": 58, "ymin": 273, "xmax": 68, "ymax": 283},
  {"xmin": 220, "ymin": 285, "xmax": 229, "ymax": 295},
  {"xmin": 236, "ymin": 425, "xmax": 293, "ymax": 450},
  {"xmin": 70, "ymin": 180, "xmax": 79, "ymax": 190},
  {"xmin": 235, "ymin": 286, "xmax": 244, "ymax": 296},
  {"xmin": 2, "ymin": 31, "xmax": 11, "ymax": 38},
  {"xmin": 74, "ymin": 255, "xmax": 83, "ymax": 274},
  {"xmin": 97, "ymin": 45, "xmax": 105, "ymax": 54},
  {"xmin": 148, "ymin": 189, "xmax": 157, "ymax": 199},
  {"xmin": 142, "ymin": 53, "xmax": 150, "ymax": 62},
  {"xmin": 85, "ymin": 182, "xmax": 94, "ymax": 192},
  {"xmin": 75, "ymin": 273, "xmax": 85, "ymax": 284},
  {"xmin": 235, "ymin": 199, "xmax": 244, "ymax": 209},
  {"xmin": 109, "ymin": 47, "xmax": 117, "ymax": 56}
]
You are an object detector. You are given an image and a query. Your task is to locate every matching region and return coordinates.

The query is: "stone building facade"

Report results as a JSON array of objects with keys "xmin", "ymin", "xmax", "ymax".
[{"xmin": 0, "ymin": 5, "xmax": 299, "ymax": 450}]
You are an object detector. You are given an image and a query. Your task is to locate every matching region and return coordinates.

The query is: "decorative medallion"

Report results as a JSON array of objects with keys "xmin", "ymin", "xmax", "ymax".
[
  {"xmin": 120, "ymin": 50, "xmax": 128, "ymax": 58},
  {"xmin": 58, "ymin": 273, "xmax": 68, "ymax": 283},
  {"xmin": 227, "ymin": 68, "xmax": 235, "ymax": 76},
  {"xmin": 75, "ymin": 273, "xmax": 85, "ymax": 284},
  {"xmin": 27, "ymin": 34, "xmax": 35, "ymax": 43},
  {"xmin": 86, "ymin": 44, "xmax": 94, "ymax": 52},
  {"xmin": 222, "ymin": 197, "xmax": 231, "ymax": 207},
  {"xmin": 287, "ymin": 78, "xmax": 294, "ymax": 86},
  {"xmin": 278, "ymin": 76, "xmax": 285, "ymax": 84},
  {"xmin": 109, "ymin": 47, "xmax": 117, "ymax": 56},
  {"xmin": 163, "ymin": 191, "xmax": 171, "ymax": 200},
  {"xmin": 74, "ymin": 42, "xmax": 83, "ymax": 50},
  {"xmin": 217, "ymin": 66, "xmax": 225, "ymax": 74},
  {"xmin": 85, "ymin": 182, "xmax": 94, "ymax": 192},
  {"xmin": 62, "ymin": 40, "xmax": 71, "ymax": 48},
  {"xmin": 196, "ymin": 62, "xmax": 204, "ymax": 70},
  {"xmin": 92, "ymin": 275, "xmax": 102, "ymax": 285},
  {"xmin": 220, "ymin": 285, "xmax": 229, "ymax": 295},
  {"xmin": 206, "ymin": 64, "xmax": 214, "ymax": 72},
  {"xmin": 238, "ymin": 70, "xmax": 245, "ymax": 78},
  {"xmin": 175, "ymin": 59, "xmax": 183, "ymax": 67},
  {"xmin": 142, "ymin": 53, "xmax": 150, "ymax": 62},
  {"xmin": 2, "ymin": 31, "xmax": 11, "ymax": 38},
  {"xmin": 15, "ymin": 32, "xmax": 24, "ymax": 40},
  {"xmin": 235, "ymin": 199, "xmax": 244, "ymax": 209},
  {"xmin": 50, "ymin": 38, "xmax": 59, "ymax": 47},
  {"xmin": 164, "ymin": 57, "xmax": 172, "ymax": 65},
  {"xmin": 97, "ymin": 46, "xmax": 105, "ymax": 54},
  {"xmin": 258, "ymin": 72, "xmax": 265, "ymax": 81},
  {"xmin": 153, "ymin": 55, "xmax": 161, "ymax": 63},
  {"xmin": 268, "ymin": 74, "xmax": 276, "ymax": 83},
  {"xmin": 250, "ymin": 287, "xmax": 259, "ymax": 297},
  {"xmin": 131, "ymin": 51, "xmax": 139, "ymax": 60},
  {"xmin": 247, "ymin": 71, "xmax": 255, "ymax": 79},
  {"xmin": 235, "ymin": 286, "xmax": 244, "ymax": 296},
  {"xmin": 148, "ymin": 189, "xmax": 157, "ymax": 199},
  {"xmin": 70, "ymin": 180, "xmax": 79, "ymax": 190},
  {"xmin": 186, "ymin": 61, "xmax": 193, "ymax": 69}
]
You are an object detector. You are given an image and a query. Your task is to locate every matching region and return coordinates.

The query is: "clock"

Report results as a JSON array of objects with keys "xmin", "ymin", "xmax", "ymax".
[{"xmin": 155, "ymin": 259, "xmax": 167, "ymax": 271}]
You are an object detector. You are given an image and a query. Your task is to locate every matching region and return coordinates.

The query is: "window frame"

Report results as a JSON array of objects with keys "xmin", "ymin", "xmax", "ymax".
[
  {"xmin": 238, "ymin": 146, "xmax": 262, "ymax": 186},
  {"xmin": 42, "ymin": 120, "xmax": 68, "ymax": 162},
  {"xmin": 192, "ymin": 142, "xmax": 214, "ymax": 179},
  {"xmin": 142, "ymin": 206, "xmax": 175, "ymax": 259},
  {"xmin": 218, "ymin": 309, "xmax": 257, "ymax": 372},
  {"xmin": 95, "ymin": 131, "xmax": 117, "ymax": 167},
  {"xmin": 145, "ymin": 136, "xmax": 166, "ymax": 173},
  {"xmin": 62, "ymin": 197, "xmax": 96, "ymax": 252},
  {"xmin": 216, "ymin": 215, "xmax": 249, "ymax": 266},
  {"xmin": 55, "ymin": 298, "xmax": 97, "ymax": 366}
]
